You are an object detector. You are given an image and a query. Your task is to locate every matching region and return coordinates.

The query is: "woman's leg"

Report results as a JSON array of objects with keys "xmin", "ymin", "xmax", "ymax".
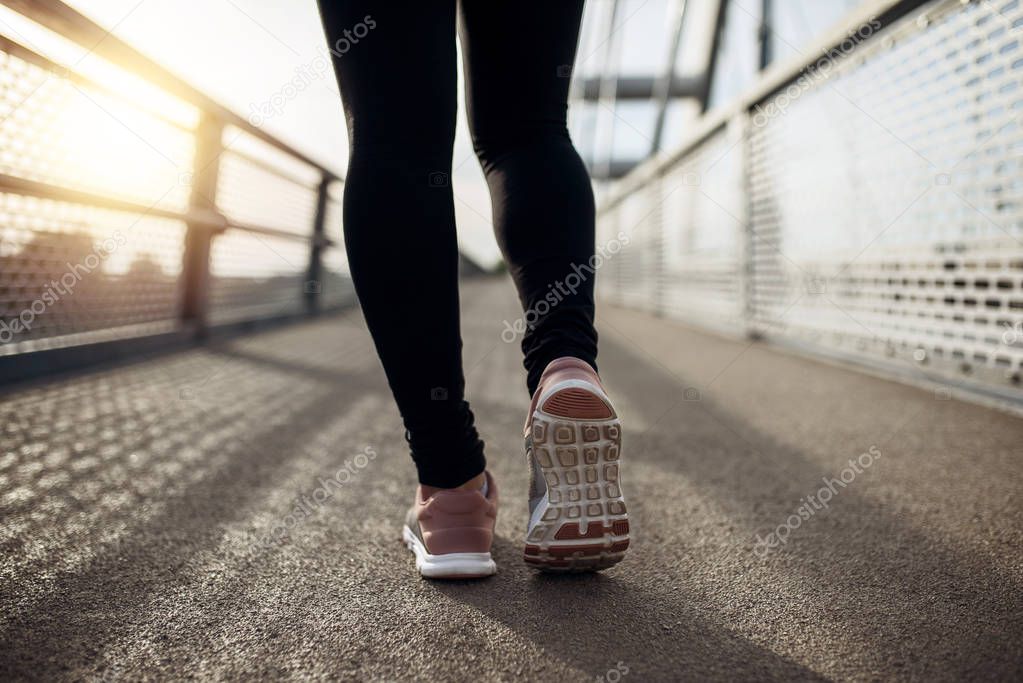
[
  {"xmin": 318, "ymin": 0, "xmax": 485, "ymax": 488},
  {"xmin": 458, "ymin": 0, "xmax": 597, "ymax": 396},
  {"xmin": 460, "ymin": 3, "xmax": 629, "ymax": 572}
]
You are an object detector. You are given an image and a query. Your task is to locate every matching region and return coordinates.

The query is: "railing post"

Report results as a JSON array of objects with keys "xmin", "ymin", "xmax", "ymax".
[
  {"xmin": 758, "ymin": 0, "xmax": 773, "ymax": 70},
  {"xmin": 181, "ymin": 113, "xmax": 223, "ymax": 336},
  {"xmin": 305, "ymin": 175, "xmax": 330, "ymax": 314},
  {"xmin": 736, "ymin": 110, "xmax": 758, "ymax": 340},
  {"xmin": 650, "ymin": 0, "xmax": 689, "ymax": 156}
]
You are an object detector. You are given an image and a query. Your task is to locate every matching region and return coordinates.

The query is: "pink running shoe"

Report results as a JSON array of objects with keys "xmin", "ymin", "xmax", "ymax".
[
  {"xmin": 402, "ymin": 471, "xmax": 498, "ymax": 579},
  {"xmin": 522, "ymin": 357, "xmax": 629, "ymax": 572}
]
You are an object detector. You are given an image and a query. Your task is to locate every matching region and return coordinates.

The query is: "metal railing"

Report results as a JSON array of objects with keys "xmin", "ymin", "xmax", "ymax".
[
  {"xmin": 596, "ymin": 0, "xmax": 1023, "ymax": 405},
  {"xmin": 0, "ymin": 0, "xmax": 354, "ymax": 381}
]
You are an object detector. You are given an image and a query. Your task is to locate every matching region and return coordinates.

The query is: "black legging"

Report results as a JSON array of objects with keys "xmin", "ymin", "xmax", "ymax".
[{"xmin": 318, "ymin": 1, "xmax": 597, "ymax": 487}]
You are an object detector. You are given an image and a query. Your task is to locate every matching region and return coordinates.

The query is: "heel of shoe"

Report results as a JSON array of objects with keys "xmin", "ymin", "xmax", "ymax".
[
  {"xmin": 418, "ymin": 499, "xmax": 496, "ymax": 556},
  {"xmin": 542, "ymin": 387, "xmax": 615, "ymax": 420},
  {"xmin": 525, "ymin": 385, "xmax": 629, "ymax": 572},
  {"xmin": 422, "ymin": 525, "xmax": 493, "ymax": 556},
  {"xmin": 402, "ymin": 526, "xmax": 496, "ymax": 579}
]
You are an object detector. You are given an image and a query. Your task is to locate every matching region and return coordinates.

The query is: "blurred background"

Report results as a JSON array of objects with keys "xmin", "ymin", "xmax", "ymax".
[
  {"xmin": 2, "ymin": 3, "xmax": 1022, "ymax": 679},
  {"xmin": 0, "ymin": 0, "xmax": 1021, "ymax": 399}
]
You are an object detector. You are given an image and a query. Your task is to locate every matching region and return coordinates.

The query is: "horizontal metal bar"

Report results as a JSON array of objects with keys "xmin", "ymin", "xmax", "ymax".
[
  {"xmin": 576, "ymin": 75, "xmax": 703, "ymax": 100},
  {"xmin": 0, "ymin": 326, "xmax": 195, "ymax": 385},
  {"xmin": 223, "ymin": 221, "xmax": 337, "ymax": 247},
  {"xmin": 220, "ymin": 146, "xmax": 324, "ymax": 192},
  {"xmin": 0, "ymin": 171, "xmax": 225, "ymax": 227},
  {"xmin": 0, "ymin": 304, "xmax": 355, "ymax": 387},
  {"xmin": 589, "ymin": 158, "xmax": 643, "ymax": 181},
  {"xmin": 0, "ymin": 0, "xmax": 341, "ymax": 182},
  {"xmin": 760, "ymin": 333, "xmax": 1023, "ymax": 416},
  {"xmin": 597, "ymin": 0, "xmax": 932, "ymax": 211},
  {"xmin": 0, "ymin": 32, "xmax": 192, "ymax": 132},
  {"xmin": 0, "ymin": 172, "xmax": 335, "ymax": 246}
]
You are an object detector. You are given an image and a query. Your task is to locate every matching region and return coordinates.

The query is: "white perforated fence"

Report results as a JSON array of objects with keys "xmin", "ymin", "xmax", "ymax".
[
  {"xmin": 600, "ymin": 122, "xmax": 748, "ymax": 335},
  {"xmin": 596, "ymin": 0, "xmax": 1023, "ymax": 399},
  {"xmin": 0, "ymin": 3, "xmax": 354, "ymax": 372}
]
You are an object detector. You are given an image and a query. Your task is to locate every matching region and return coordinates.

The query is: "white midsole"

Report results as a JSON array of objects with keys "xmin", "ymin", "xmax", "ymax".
[{"xmin": 401, "ymin": 526, "xmax": 496, "ymax": 578}]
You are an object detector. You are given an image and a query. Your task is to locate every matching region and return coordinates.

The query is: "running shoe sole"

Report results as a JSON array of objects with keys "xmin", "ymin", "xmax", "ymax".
[
  {"xmin": 524, "ymin": 379, "xmax": 629, "ymax": 572},
  {"xmin": 401, "ymin": 525, "xmax": 497, "ymax": 579}
]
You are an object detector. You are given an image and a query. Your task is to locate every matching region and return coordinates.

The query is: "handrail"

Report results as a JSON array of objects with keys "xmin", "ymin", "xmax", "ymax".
[
  {"xmin": 0, "ymin": 29, "xmax": 333, "ymax": 247},
  {"xmin": 0, "ymin": 172, "xmax": 226, "ymax": 228},
  {"xmin": 591, "ymin": 0, "xmax": 1023, "ymax": 406},
  {"xmin": 597, "ymin": 0, "xmax": 931, "ymax": 211},
  {"xmin": 0, "ymin": 0, "xmax": 340, "ymax": 182},
  {"xmin": 0, "ymin": 0, "xmax": 350, "ymax": 374},
  {"xmin": 0, "ymin": 32, "xmax": 191, "ymax": 132}
]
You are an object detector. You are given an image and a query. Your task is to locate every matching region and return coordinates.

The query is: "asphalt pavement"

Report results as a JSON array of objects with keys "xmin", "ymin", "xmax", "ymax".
[{"xmin": 1, "ymin": 276, "xmax": 1021, "ymax": 681}]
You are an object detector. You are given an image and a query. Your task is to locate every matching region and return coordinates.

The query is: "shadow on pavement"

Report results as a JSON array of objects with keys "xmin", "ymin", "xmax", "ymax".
[
  {"xmin": 431, "ymin": 536, "xmax": 826, "ymax": 681},
  {"xmin": 589, "ymin": 330, "xmax": 1023, "ymax": 679}
]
